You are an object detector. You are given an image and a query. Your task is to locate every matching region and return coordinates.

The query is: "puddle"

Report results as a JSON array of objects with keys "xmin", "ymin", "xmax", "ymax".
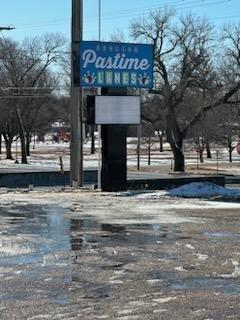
[
  {"xmin": 0, "ymin": 205, "xmax": 70, "ymax": 268},
  {"xmin": 51, "ymin": 295, "xmax": 69, "ymax": 305},
  {"xmin": 0, "ymin": 291, "xmax": 69, "ymax": 305},
  {"xmin": 0, "ymin": 204, "xmax": 189, "ymax": 270},
  {"xmin": 146, "ymin": 270, "xmax": 177, "ymax": 282},
  {"xmin": 0, "ymin": 203, "xmax": 182, "ymax": 305},
  {"xmin": 1, "ymin": 201, "xmax": 236, "ymax": 308},
  {"xmin": 168, "ymin": 277, "xmax": 240, "ymax": 296},
  {"xmin": 205, "ymin": 232, "xmax": 240, "ymax": 239}
]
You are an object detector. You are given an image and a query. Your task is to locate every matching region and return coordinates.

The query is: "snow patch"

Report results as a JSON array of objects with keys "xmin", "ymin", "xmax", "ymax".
[
  {"xmin": 219, "ymin": 259, "xmax": 240, "ymax": 278},
  {"xmin": 185, "ymin": 244, "xmax": 195, "ymax": 250},
  {"xmin": 153, "ymin": 309, "xmax": 168, "ymax": 313},
  {"xmin": 136, "ymin": 191, "xmax": 166, "ymax": 199},
  {"xmin": 175, "ymin": 266, "xmax": 188, "ymax": 272},
  {"xmin": 167, "ymin": 182, "xmax": 240, "ymax": 199},
  {"xmin": 147, "ymin": 279, "xmax": 163, "ymax": 284},
  {"xmin": 0, "ymin": 236, "xmax": 34, "ymax": 256},
  {"xmin": 196, "ymin": 253, "xmax": 208, "ymax": 261},
  {"xmin": 153, "ymin": 296, "xmax": 177, "ymax": 303}
]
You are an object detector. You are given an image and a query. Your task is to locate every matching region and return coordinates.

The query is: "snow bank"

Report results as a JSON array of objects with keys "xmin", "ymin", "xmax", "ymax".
[
  {"xmin": 167, "ymin": 182, "xmax": 240, "ymax": 199},
  {"xmin": 113, "ymin": 183, "xmax": 240, "ymax": 201}
]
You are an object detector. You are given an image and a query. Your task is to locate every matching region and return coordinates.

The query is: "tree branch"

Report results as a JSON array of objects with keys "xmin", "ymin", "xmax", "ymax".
[{"xmin": 182, "ymin": 82, "xmax": 240, "ymax": 137}]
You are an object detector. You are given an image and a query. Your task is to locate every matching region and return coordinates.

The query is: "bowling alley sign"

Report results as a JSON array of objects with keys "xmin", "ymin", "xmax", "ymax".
[{"xmin": 80, "ymin": 41, "xmax": 153, "ymax": 88}]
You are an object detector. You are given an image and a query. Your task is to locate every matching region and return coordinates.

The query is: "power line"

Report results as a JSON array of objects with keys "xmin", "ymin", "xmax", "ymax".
[
  {"xmin": 210, "ymin": 13, "xmax": 240, "ymax": 21},
  {"xmin": 7, "ymin": 0, "xmax": 199, "ymax": 29},
  {"xmin": 87, "ymin": 0, "xmax": 208, "ymax": 20},
  {"xmin": 0, "ymin": 56, "xmax": 68, "ymax": 62},
  {"xmin": 176, "ymin": 0, "xmax": 233, "ymax": 12},
  {"xmin": 0, "ymin": 86, "xmax": 54, "ymax": 91},
  {"xmin": 13, "ymin": 0, "xmax": 232, "ymax": 31},
  {"xmin": 0, "ymin": 94, "xmax": 53, "ymax": 99}
]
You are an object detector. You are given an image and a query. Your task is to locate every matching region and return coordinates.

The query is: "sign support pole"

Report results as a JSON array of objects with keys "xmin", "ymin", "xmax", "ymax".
[
  {"xmin": 137, "ymin": 124, "xmax": 141, "ymax": 171},
  {"xmin": 70, "ymin": 0, "xmax": 83, "ymax": 187},
  {"xmin": 100, "ymin": 87, "xmax": 128, "ymax": 192}
]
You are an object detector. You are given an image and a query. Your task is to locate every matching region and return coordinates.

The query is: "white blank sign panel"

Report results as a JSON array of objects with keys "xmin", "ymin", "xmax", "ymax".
[{"xmin": 95, "ymin": 96, "xmax": 141, "ymax": 124}]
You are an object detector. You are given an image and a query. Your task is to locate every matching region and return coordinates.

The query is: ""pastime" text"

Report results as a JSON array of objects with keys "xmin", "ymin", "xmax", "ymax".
[{"xmin": 82, "ymin": 49, "xmax": 150, "ymax": 71}]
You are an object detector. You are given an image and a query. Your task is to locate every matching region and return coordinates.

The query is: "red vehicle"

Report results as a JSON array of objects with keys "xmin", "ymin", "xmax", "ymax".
[{"xmin": 236, "ymin": 139, "xmax": 240, "ymax": 155}]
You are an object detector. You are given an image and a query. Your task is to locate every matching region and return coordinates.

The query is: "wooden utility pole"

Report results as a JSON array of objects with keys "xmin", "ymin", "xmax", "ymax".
[
  {"xmin": 70, "ymin": 0, "xmax": 84, "ymax": 187},
  {"xmin": 97, "ymin": 0, "xmax": 102, "ymax": 189}
]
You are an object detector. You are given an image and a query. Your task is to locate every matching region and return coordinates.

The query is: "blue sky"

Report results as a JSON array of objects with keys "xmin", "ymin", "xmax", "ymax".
[{"xmin": 0, "ymin": 0, "xmax": 240, "ymax": 43}]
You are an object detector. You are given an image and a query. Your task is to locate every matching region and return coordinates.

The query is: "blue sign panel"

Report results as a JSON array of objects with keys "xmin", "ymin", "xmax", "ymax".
[{"xmin": 80, "ymin": 41, "xmax": 153, "ymax": 88}]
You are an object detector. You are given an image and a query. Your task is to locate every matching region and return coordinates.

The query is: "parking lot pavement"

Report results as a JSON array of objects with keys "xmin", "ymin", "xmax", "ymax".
[{"xmin": 0, "ymin": 189, "xmax": 239, "ymax": 319}]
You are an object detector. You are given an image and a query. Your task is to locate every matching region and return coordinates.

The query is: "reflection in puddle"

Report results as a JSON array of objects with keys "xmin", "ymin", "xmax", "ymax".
[
  {"xmin": 101, "ymin": 263, "xmax": 125, "ymax": 270},
  {"xmin": 101, "ymin": 223, "xmax": 125, "ymax": 233}
]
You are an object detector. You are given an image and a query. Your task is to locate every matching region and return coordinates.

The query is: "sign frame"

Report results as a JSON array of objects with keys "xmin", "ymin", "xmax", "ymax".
[
  {"xmin": 80, "ymin": 41, "xmax": 153, "ymax": 89},
  {"xmin": 87, "ymin": 95, "xmax": 141, "ymax": 125}
]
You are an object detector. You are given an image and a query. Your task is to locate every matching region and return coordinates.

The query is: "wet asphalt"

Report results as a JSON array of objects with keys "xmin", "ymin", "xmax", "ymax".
[{"xmin": 0, "ymin": 190, "xmax": 239, "ymax": 320}]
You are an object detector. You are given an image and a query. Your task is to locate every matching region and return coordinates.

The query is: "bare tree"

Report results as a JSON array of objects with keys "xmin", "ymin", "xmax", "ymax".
[
  {"xmin": 141, "ymin": 122, "xmax": 155, "ymax": 165},
  {"xmin": 208, "ymin": 102, "xmax": 240, "ymax": 162},
  {"xmin": 0, "ymin": 99, "xmax": 18, "ymax": 159},
  {"xmin": 0, "ymin": 34, "xmax": 66, "ymax": 163},
  {"xmin": 131, "ymin": 9, "xmax": 240, "ymax": 171},
  {"xmin": 143, "ymin": 95, "xmax": 166, "ymax": 152}
]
